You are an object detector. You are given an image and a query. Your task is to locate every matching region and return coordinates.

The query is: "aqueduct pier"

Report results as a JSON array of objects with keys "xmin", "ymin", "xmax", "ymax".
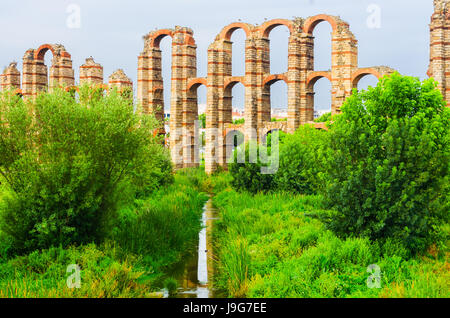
[{"xmin": 1, "ymin": 1, "xmax": 449, "ymax": 174}]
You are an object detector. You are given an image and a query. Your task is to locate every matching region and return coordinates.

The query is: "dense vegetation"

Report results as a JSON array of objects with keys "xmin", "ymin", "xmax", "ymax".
[
  {"xmin": 0, "ymin": 88, "xmax": 208, "ymax": 297},
  {"xmin": 212, "ymin": 189, "xmax": 449, "ymax": 298},
  {"xmin": 219, "ymin": 74, "xmax": 449, "ymax": 297}
]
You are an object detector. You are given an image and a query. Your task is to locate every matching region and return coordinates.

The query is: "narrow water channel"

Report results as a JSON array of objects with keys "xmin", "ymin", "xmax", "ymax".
[{"xmin": 173, "ymin": 198, "xmax": 219, "ymax": 298}]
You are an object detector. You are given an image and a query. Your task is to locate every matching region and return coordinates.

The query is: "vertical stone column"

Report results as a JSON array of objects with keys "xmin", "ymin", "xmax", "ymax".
[
  {"xmin": 330, "ymin": 21, "xmax": 358, "ymax": 113},
  {"xmin": 108, "ymin": 69, "xmax": 133, "ymax": 93},
  {"xmin": 244, "ymin": 38, "xmax": 258, "ymax": 142},
  {"xmin": 216, "ymin": 40, "xmax": 233, "ymax": 168},
  {"xmin": 429, "ymin": 0, "xmax": 450, "ymax": 106},
  {"xmin": 296, "ymin": 31, "xmax": 314, "ymax": 125},
  {"xmin": 21, "ymin": 49, "xmax": 36, "ymax": 98},
  {"xmin": 48, "ymin": 46, "xmax": 75, "ymax": 90},
  {"xmin": 79, "ymin": 57, "xmax": 103, "ymax": 86},
  {"xmin": 0, "ymin": 62, "xmax": 21, "ymax": 92},
  {"xmin": 178, "ymin": 28, "xmax": 199, "ymax": 168},
  {"xmin": 256, "ymin": 37, "xmax": 271, "ymax": 126}
]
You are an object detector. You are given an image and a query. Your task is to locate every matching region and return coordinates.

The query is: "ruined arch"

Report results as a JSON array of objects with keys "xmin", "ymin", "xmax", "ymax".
[
  {"xmin": 351, "ymin": 68, "xmax": 382, "ymax": 89},
  {"xmin": 218, "ymin": 22, "xmax": 253, "ymax": 41},
  {"xmin": 303, "ymin": 14, "xmax": 340, "ymax": 34},
  {"xmin": 147, "ymin": 29, "xmax": 174, "ymax": 49},
  {"xmin": 260, "ymin": 19, "xmax": 294, "ymax": 38},
  {"xmin": 306, "ymin": 71, "xmax": 332, "ymax": 121},
  {"xmin": 261, "ymin": 74, "xmax": 288, "ymax": 123},
  {"xmin": 21, "ymin": 44, "xmax": 74, "ymax": 97}
]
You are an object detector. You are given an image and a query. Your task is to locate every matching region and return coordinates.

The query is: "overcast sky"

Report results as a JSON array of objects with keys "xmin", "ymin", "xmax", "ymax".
[{"xmin": 0, "ymin": 0, "xmax": 435, "ymax": 111}]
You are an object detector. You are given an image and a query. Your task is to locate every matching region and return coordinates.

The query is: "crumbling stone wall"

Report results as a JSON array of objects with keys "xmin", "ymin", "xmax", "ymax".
[
  {"xmin": 80, "ymin": 57, "xmax": 104, "ymax": 86},
  {"xmin": 428, "ymin": 0, "xmax": 450, "ymax": 105},
  {"xmin": 138, "ymin": 15, "xmax": 396, "ymax": 173},
  {"xmin": 0, "ymin": 62, "xmax": 20, "ymax": 91},
  {"xmin": 21, "ymin": 44, "xmax": 75, "ymax": 97}
]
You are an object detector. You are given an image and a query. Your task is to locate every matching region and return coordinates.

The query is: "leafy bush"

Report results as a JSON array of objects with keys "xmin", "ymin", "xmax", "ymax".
[
  {"xmin": 314, "ymin": 112, "xmax": 332, "ymax": 123},
  {"xmin": 274, "ymin": 125, "xmax": 327, "ymax": 195},
  {"xmin": 229, "ymin": 142, "xmax": 276, "ymax": 194},
  {"xmin": 0, "ymin": 86, "xmax": 172, "ymax": 254},
  {"xmin": 320, "ymin": 73, "xmax": 450, "ymax": 254},
  {"xmin": 0, "ymin": 244, "xmax": 153, "ymax": 298}
]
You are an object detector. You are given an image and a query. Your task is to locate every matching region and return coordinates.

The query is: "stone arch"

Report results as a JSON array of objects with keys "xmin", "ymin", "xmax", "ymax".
[
  {"xmin": 218, "ymin": 22, "xmax": 253, "ymax": 41},
  {"xmin": 263, "ymin": 74, "xmax": 288, "ymax": 86},
  {"xmin": 147, "ymin": 29, "xmax": 174, "ymax": 49},
  {"xmin": 351, "ymin": 68, "xmax": 382, "ymax": 89},
  {"xmin": 306, "ymin": 71, "xmax": 333, "ymax": 122},
  {"xmin": 187, "ymin": 77, "xmax": 208, "ymax": 91},
  {"xmin": 260, "ymin": 19, "xmax": 294, "ymax": 38},
  {"xmin": 307, "ymin": 71, "xmax": 332, "ymax": 88},
  {"xmin": 260, "ymin": 74, "xmax": 288, "ymax": 124},
  {"xmin": 22, "ymin": 44, "xmax": 74, "ymax": 97},
  {"xmin": 303, "ymin": 14, "xmax": 340, "ymax": 34}
]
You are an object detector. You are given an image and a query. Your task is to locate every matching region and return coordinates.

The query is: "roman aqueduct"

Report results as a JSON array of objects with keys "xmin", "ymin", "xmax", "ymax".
[{"xmin": 1, "ymin": 0, "xmax": 449, "ymax": 174}]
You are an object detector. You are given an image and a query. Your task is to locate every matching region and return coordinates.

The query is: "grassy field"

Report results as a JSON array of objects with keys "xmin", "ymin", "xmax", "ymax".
[
  {"xmin": 211, "ymin": 184, "xmax": 449, "ymax": 298},
  {"xmin": 0, "ymin": 171, "xmax": 208, "ymax": 298}
]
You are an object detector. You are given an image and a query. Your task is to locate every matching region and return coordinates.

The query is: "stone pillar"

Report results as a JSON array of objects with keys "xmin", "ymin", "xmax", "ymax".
[
  {"xmin": 216, "ymin": 40, "xmax": 233, "ymax": 168},
  {"xmin": 244, "ymin": 38, "xmax": 258, "ymax": 142},
  {"xmin": 330, "ymin": 19, "xmax": 358, "ymax": 113},
  {"xmin": 205, "ymin": 43, "xmax": 221, "ymax": 174},
  {"xmin": 429, "ymin": 0, "xmax": 450, "ymax": 106},
  {"xmin": 21, "ymin": 49, "xmax": 35, "ymax": 98},
  {"xmin": 108, "ymin": 69, "xmax": 133, "ymax": 93},
  {"xmin": 297, "ymin": 31, "xmax": 314, "ymax": 125},
  {"xmin": 79, "ymin": 57, "xmax": 103, "ymax": 86},
  {"xmin": 178, "ymin": 28, "xmax": 199, "ymax": 168},
  {"xmin": 256, "ymin": 37, "xmax": 271, "ymax": 126},
  {"xmin": 0, "ymin": 62, "xmax": 20, "ymax": 91}
]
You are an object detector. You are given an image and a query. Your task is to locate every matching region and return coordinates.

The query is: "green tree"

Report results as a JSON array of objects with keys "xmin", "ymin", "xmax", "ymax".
[
  {"xmin": 320, "ymin": 73, "xmax": 449, "ymax": 254},
  {"xmin": 0, "ymin": 86, "xmax": 172, "ymax": 253},
  {"xmin": 274, "ymin": 125, "xmax": 327, "ymax": 194}
]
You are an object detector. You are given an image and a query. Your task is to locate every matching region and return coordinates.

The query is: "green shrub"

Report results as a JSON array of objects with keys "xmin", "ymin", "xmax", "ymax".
[
  {"xmin": 320, "ymin": 73, "xmax": 450, "ymax": 254},
  {"xmin": 314, "ymin": 112, "xmax": 332, "ymax": 123},
  {"xmin": 0, "ymin": 86, "xmax": 172, "ymax": 254},
  {"xmin": 229, "ymin": 142, "xmax": 276, "ymax": 194},
  {"xmin": 274, "ymin": 125, "xmax": 327, "ymax": 194}
]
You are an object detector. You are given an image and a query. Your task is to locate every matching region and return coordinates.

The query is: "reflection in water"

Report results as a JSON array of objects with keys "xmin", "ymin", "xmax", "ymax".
[{"xmin": 171, "ymin": 198, "xmax": 219, "ymax": 298}]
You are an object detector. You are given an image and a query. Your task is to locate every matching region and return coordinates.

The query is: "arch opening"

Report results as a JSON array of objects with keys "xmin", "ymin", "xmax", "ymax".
[
  {"xmin": 160, "ymin": 36, "xmax": 173, "ymax": 113},
  {"xmin": 262, "ymin": 78, "xmax": 288, "ymax": 123},
  {"xmin": 268, "ymin": 25, "xmax": 290, "ymax": 75},
  {"xmin": 225, "ymin": 81, "xmax": 245, "ymax": 124},
  {"xmin": 231, "ymin": 29, "xmax": 246, "ymax": 77},
  {"xmin": 308, "ymin": 76, "xmax": 332, "ymax": 121},
  {"xmin": 352, "ymin": 73, "xmax": 379, "ymax": 91},
  {"xmin": 312, "ymin": 22, "xmax": 332, "ymax": 71}
]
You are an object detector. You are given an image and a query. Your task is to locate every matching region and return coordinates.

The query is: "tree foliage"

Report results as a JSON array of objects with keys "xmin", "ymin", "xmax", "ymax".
[
  {"xmin": 320, "ymin": 73, "xmax": 449, "ymax": 253},
  {"xmin": 0, "ymin": 86, "xmax": 172, "ymax": 253}
]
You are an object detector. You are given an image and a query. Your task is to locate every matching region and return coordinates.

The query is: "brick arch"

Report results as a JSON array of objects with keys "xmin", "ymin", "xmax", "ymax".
[
  {"xmin": 351, "ymin": 68, "xmax": 382, "ymax": 88},
  {"xmin": 306, "ymin": 71, "xmax": 332, "ymax": 89},
  {"xmin": 149, "ymin": 29, "xmax": 174, "ymax": 48},
  {"xmin": 260, "ymin": 19, "xmax": 295, "ymax": 38},
  {"xmin": 303, "ymin": 14, "xmax": 339, "ymax": 34},
  {"xmin": 218, "ymin": 22, "xmax": 253, "ymax": 41},
  {"xmin": 34, "ymin": 44, "xmax": 71, "ymax": 60},
  {"xmin": 187, "ymin": 77, "xmax": 208, "ymax": 91},
  {"xmin": 263, "ymin": 74, "xmax": 288, "ymax": 86},
  {"xmin": 224, "ymin": 76, "xmax": 245, "ymax": 90}
]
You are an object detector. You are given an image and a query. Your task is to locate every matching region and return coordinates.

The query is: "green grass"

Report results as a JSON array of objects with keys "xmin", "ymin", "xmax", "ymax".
[
  {"xmin": 0, "ymin": 170, "xmax": 209, "ymax": 298},
  {"xmin": 212, "ymin": 186, "xmax": 449, "ymax": 298}
]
